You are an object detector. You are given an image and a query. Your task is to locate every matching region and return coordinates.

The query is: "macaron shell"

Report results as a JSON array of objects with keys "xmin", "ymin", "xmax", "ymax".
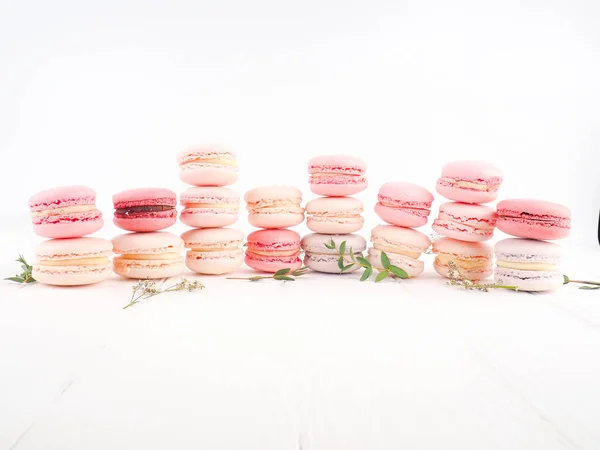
[
  {"xmin": 248, "ymin": 212, "xmax": 304, "ymax": 229},
  {"xmin": 114, "ymin": 210, "xmax": 176, "ymax": 232},
  {"xmin": 496, "ymin": 217, "xmax": 570, "ymax": 240},
  {"xmin": 309, "ymin": 179, "xmax": 367, "ymax": 197},
  {"xmin": 306, "ymin": 217, "xmax": 363, "ymax": 234},
  {"xmin": 113, "ymin": 259, "xmax": 184, "ymax": 279},
  {"xmin": 33, "ymin": 264, "xmax": 112, "ymax": 286},
  {"xmin": 186, "ymin": 250, "xmax": 243, "ymax": 275},
  {"xmin": 367, "ymin": 248, "xmax": 424, "ymax": 277},
  {"xmin": 433, "ymin": 259, "xmax": 492, "ymax": 281},
  {"xmin": 179, "ymin": 165, "xmax": 238, "ymax": 187},
  {"xmin": 180, "ymin": 208, "xmax": 238, "ymax": 228},
  {"xmin": 435, "ymin": 180, "xmax": 498, "ymax": 204},
  {"xmin": 303, "ymin": 253, "xmax": 361, "ymax": 273},
  {"xmin": 33, "ymin": 215, "xmax": 104, "ymax": 239},
  {"xmin": 29, "ymin": 185, "xmax": 97, "ymax": 209},
  {"xmin": 432, "ymin": 220, "xmax": 493, "ymax": 242},
  {"xmin": 374, "ymin": 203, "xmax": 429, "ymax": 228},
  {"xmin": 244, "ymin": 253, "xmax": 302, "ymax": 273},
  {"xmin": 494, "ymin": 267, "xmax": 563, "ymax": 292}
]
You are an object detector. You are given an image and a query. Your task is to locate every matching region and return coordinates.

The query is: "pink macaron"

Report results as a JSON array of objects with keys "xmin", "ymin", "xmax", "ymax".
[
  {"xmin": 432, "ymin": 202, "xmax": 497, "ymax": 242},
  {"xmin": 496, "ymin": 199, "xmax": 571, "ymax": 240},
  {"xmin": 112, "ymin": 232, "xmax": 184, "ymax": 279},
  {"xmin": 245, "ymin": 186, "xmax": 304, "ymax": 229},
  {"xmin": 375, "ymin": 182, "xmax": 434, "ymax": 228},
  {"xmin": 308, "ymin": 154, "xmax": 367, "ymax": 196},
  {"xmin": 432, "ymin": 237, "xmax": 493, "ymax": 281},
  {"xmin": 113, "ymin": 188, "xmax": 177, "ymax": 232},
  {"xmin": 305, "ymin": 197, "xmax": 364, "ymax": 234},
  {"xmin": 28, "ymin": 186, "xmax": 103, "ymax": 238},
  {"xmin": 177, "ymin": 145, "xmax": 238, "ymax": 186},
  {"xmin": 435, "ymin": 161, "xmax": 503, "ymax": 204},
  {"xmin": 33, "ymin": 237, "xmax": 113, "ymax": 286},
  {"xmin": 182, "ymin": 228, "xmax": 244, "ymax": 275},
  {"xmin": 180, "ymin": 187, "xmax": 240, "ymax": 228},
  {"xmin": 245, "ymin": 229, "xmax": 302, "ymax": 273}
]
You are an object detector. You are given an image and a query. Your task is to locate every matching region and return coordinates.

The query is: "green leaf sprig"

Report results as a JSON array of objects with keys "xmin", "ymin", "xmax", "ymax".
[
  {"xmin": 446, "ymin": 261, "xmax": 518, "ymax": 292},
  {"xmin": 5, "ymin": 255, "xmax": 36, "ymax": 284},
  {"xmin": 124, "ymin": 278, "xmax": 205, "ymax": 309},
  {"xmin": 563, "ymin": 275, "xmax": 600, "ymax": 290},
  {"xmin": 325, "ymin": 239, "xmax": 409, "ymax": 282},
  {"xmin": 227, "ymin": 267, "xmax": 309, "ymax": 282}
]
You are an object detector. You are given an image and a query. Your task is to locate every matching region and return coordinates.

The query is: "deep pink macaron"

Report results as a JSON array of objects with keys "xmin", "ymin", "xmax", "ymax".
[
  {"xmin": 245, "ymin": 229, "xmax": 302, "ymax": 273},
  {"xmin": 180, "ymin": 187, "xmax": 240, "ymax": 228},
  {"xmin": 29, "ymin": 186, "xmax": 104, "ymax": 238},
  {"xmin": 435, "ymin": 161, "xmax": 503, "ymax": 204},
  {"xmin": 496, "ymin": 199, "xmax": 571, "ymax": 240},
  {"xmin": 432, "ymin": 202, "xmax": 497, "ymax": 242},
  {"xmin": 113, "ymin": 188, "xmax": 177, "ymax": 232},
  {"xmin": 308, "ymin": 154, "xmax": 367, "ymax": 197},
  {"xmin": 375, "ymin": 182, "xmax": 434, "ymax": 228}
]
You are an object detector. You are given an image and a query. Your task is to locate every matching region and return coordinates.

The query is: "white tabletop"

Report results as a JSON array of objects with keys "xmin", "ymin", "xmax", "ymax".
[{"xmin": 2, "ymin": 218, "xmax": 600, "ymax": 450}]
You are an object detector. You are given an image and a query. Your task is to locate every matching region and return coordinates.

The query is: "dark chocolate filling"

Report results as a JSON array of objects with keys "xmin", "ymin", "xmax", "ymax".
[{"xmin": 115, "ymin": 205, "xmax": 175, "ymax": 215}]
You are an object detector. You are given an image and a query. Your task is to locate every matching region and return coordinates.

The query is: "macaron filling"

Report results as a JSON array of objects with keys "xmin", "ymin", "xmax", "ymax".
[
  {"xmin": 435, "ymin": 254, "xmax": 490, "ymax": 271},
  {"xmin": 30, "ymin": 204, "xmax": 98, "ymax": 217},
  {"xmin": 37, "ymin": 256, "xmax": 109, "ymax": 266},
  {"xmin": 439, "ymin": 177, "xmax": 501, "ymax": 192},
  {"xmin": 497, "ymin": 210, "xmax": 571, "ymax": 228},
  {"xmin": 179, "ymin": 152, "xmax": 238, "ymax": 168},
  {"xmin": 114, "ymin": 205, "xmax": 175, "ymax": 217}
]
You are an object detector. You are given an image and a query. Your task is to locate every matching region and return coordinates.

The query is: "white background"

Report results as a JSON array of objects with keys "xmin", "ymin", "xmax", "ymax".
[{"xmin": 1, "ymin": 1, "xmax": 600, "ymax": 449}]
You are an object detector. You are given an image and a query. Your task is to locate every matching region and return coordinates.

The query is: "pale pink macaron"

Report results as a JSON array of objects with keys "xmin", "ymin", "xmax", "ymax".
[
  {"xmin": 179, "ymin": 187, "xmax": 240, "ymax": 228},
  {"xmin": 29, "ymin": 186, "xmax": 103, "ymax": 238},
  {"xmin": 308, "ymin": 154, "xmax": 367, "ymax": 196},
  {"xmin": 177, "ymin": 145, "xmax": 238, "ymax": 186},
  {"xmin": 432, "ymin": 202, "xmax": 497, "ymax": 242},
  {"xmin": 182, "ymin": 228, "xmax": 244, "ymax": 275},
  {"xmin": 112, "ymin": 232, "xmax": 184, "ymax": 279},
  {"xmin": 245, "ymin": 186, "xmax": 304, "ymax": 229},
  {"xmin": 32, "ymin": 237, "xmax": 112, "ymax": 286},
  {"xmin": 113, "ymin": 187, "xmax": 177, "ymax": 232},
  {"xmin": 496, "ymin": 199, "xmax": 571, "ymax": 240},
  {"xmin": 301, "ymin": 233, "xmax": 366, "ymax": 274},
  {"xmin": 245, "ymin": 229, "xmax": 302, "ymax": 273},
  {"xmin": 432, "ymin": 237, "xmax": 493, "ymax": 281},
  {"xmin": 368, "ymin": 225, "xmax": 431, "ymax": 277},
  {"xmin": 375, "ymin": 182, "xmax": 434, "ymax": 228},
  {"xmin": 436, "ymin": 161, "xmax": 503, "ymax": 204},
  {"xmin": 305, "ymin": 197, "xmax": 364, "ymax": 234}
]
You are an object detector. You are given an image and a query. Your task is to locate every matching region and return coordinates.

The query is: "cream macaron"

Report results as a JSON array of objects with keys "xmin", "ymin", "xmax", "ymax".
[
  {"xmin": 368, "ymin": 225, "xmax": 431, "ymax": 277},
  {"xmin": 305, "ymin": 197, "xmax": 364, "ymax": 234},
  {"xmin": 181, "ymin": 228, "xmax": 244, "ymax": 275},
  {"xmin": 244, "ymin": 186, "xmax": 305, "ymax": 229}
]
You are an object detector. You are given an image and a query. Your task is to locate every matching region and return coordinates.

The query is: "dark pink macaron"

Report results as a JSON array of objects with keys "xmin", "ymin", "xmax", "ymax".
[
  {"xmin": 496, "ymin": 199, "xmax": 571, "ymax": 240},
  {"xmin": 375, "ymin": 182, "xmax": 434, "ymax": 228},
  {"xmin": 245, "ymin": 229, "xmax": 302, "ymax": 273},
  {"xmin": 113, "ymin": 188, "xmax": 177, "ymax": 232}
]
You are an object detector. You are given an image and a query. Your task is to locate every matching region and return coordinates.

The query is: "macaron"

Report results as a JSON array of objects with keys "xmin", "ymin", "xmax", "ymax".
[
  {"xmin": 179, "ymin": 187, "xmax": 240, "ymax": 228},
  {"xmin": 308, "ymin": 154, "xmax": 367, "ymax": 196},
  {"xmin": 375, "ymin": 182, "xmax": 434, "ymax": 228},
  {"xmin": 33, "ymin": 237, "xmax": 112, "ymax": 286},
  {"xmin": 112, "ymin": 187, "xmax": 177, "ymax": 232},
  {"xmin": 245, "ymin": 186, "xmax": 304, "ymax": 229},
  {"xmin": 177, "ymin": 145, "xmax": 238, "ymax": 186},
  {"xmin": 182, "ymin": 228, "xmax": 244, "ymax": 275},
  {"xmin": 435, "ymin": 161, "xmax": 503, "ymax": 204},
  {"xmin": 496, "ymin": 199, "xmax": 571, "ymax": 240},
  {"xmin": 28, "ymin": 186, "xmax": 103, "ymax": 238},
  {"xmin": 432, "ymin": 237, "xmax": 493, "ymax": 281},
  {"xmin": 432, "ymin": 202, "xmax": 497, "ymax": 242},
  {"xmin": 494, "ymin": 238, "xmax": 563, "ymax": 291},
  {"xmin": 305, "ymin": 197, "xmax": 364, "ymax": 234},
  {"xmin": 301, "ymin": 233, "xmax": 366, "ymax": 273},
  {"xmin": 245, "ymin": 229, "xmax": 302, "ymax": 273},
  {"xmin": 112, "ymin": 232, "xmax": 184, "ymax": 279},
  {"xmin": 368, "ymin": 225, "xmax": 431, "ymax": 277}
]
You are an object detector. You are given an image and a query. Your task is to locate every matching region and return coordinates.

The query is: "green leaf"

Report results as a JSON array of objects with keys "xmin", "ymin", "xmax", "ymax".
[
  {"xmin": 380, "ymin": 251, "xmax": 391, "ymax": 269},
  {"xmin": 356, "ymin": 257, "xmax": 371, "ymax": 268},
  {"xmin": 360, "ymin": 267, "xmax": 373, "ymax": 281},
  {"xmin": 274, "ymin": 268, "xmax": 291, "ymax": 276},
  {"xmin": 338, "ymin": 256, "xmax": 345, "ymax": 270},
  {"xmin": 375, "ymin": 271, "xmax": 389, "ymax": 283},
  {"xmin": 324, "ymin": 239, "xmax": 336, "ymax": 250},
  {"xmin": 5, "ymin": 277, "xmax": 25, "ymax": 283},
  {"xmin": 579, "ymin": 285, "xmax": 600, "ymax": 290},
  {"xmin": 275, "ymin": 276, "xmax": 295, "ymax": 281},
  {"xmin": 25, "ymin": 277, "xmax": 36, "ymax": 283},
  {"xmin": 563, "ymin": 275, "xmax": 570, "ymax": 284},
  {"xmin": 341, "ymin": 264, "xmax": 355, "ymax": 272},
  {"xmin": 243, "ymin": 242, "xmax": 248, "ymax": 247},
  {"xmin": 339, "ymin": 241, "xmax": 347, "ymax": 256},
  {"xmin": 388, "ymin": 265, "xmax": 409, "ymax": 279}
]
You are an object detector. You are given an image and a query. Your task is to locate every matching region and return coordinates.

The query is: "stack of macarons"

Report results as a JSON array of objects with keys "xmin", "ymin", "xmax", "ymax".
[
  {"xmin": 431, "ymin": 161, "xmax": 503, "ymax": 281},
  {"xmin": 369, "ymin": 182, "xmax": 433, "ymax": 277},
  {"xmin": 301, "ymin": 155, "xmax": 367, "ymax": 273},
  {"xmin": 493, "ymin": 199, "xmax": 571, "ymax": 291},
  {"xmin": 177, "ymin": 145, "xmax": 244, "ymax": 275},
  {"xmin": 244, "ymin": 186, "xmax": 305, "ymax": 273},
  {"xmin": 28, "ymin": 186, "xmax": 112, "ymax": 286}
]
